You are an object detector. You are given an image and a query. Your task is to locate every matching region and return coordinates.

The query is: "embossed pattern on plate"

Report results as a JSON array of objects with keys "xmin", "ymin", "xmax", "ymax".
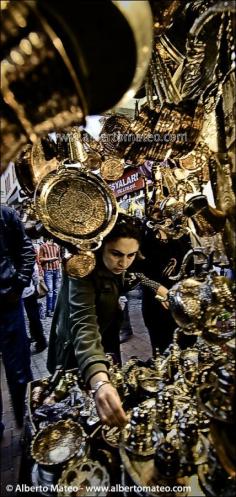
[
  {"xmin": 35, "ymin": 169, "xmax": 117, "ymax": 245},
  {"xmin": 100, "ymin": 158, "xmax": 124, "ymax": 181},
  {"xmin": 31, "ymin": 419, "xmax": 86, "ymax": 465}
]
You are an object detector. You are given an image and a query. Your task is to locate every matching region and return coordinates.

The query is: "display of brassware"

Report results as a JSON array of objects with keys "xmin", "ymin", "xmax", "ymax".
[
  {"xmin": 25, "ymin": 325, "xmax": 235, "ymax": 495},
  {"xmin": 2, "ymin": 0, "xmax": 235, "ymax": 495},
  {"xmin": 168, "ymin": 273, "xmax": 234, "ymax": 335}
]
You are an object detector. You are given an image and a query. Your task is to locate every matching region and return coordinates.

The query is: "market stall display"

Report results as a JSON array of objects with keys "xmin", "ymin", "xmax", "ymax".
[{"xmin": 1, "ymin": 1, "xmax": 235, "ymax": 495}]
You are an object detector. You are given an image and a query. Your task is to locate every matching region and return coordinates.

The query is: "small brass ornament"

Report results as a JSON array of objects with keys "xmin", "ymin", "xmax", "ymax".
[
  {"xmin": 100, "ymin": 158, "xmax": 124, "ymax": 181},
  {"xmin": 85, "ymin": 150, "xmax": 103, "ymax": 171},
  {"xmin": 65, "ymin": 252, "xmax": 96, "ymax": 278}
]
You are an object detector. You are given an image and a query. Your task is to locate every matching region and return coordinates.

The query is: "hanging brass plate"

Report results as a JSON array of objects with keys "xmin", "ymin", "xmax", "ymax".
[{"xmin": 34, "ymin": 168, "xmax": 117, "ymax": 246}]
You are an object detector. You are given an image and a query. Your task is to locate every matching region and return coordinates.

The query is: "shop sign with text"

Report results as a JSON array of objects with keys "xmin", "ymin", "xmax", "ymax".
[{"xmin": 109, "ymin": 169, "xmax": 144, "ymax": 197}]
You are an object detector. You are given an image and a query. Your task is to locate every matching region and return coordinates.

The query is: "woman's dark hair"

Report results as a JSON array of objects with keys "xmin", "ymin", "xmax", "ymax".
[{"xmin": 103, "ymin": 213, "xmax": 143, "ymax": 245}]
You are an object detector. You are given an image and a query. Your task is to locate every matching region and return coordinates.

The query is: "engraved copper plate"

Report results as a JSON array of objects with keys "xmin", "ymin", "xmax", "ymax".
[
  {"xmin": 31, "ymin": 419, "xmax": 86, "ymax": 465},
  {"xmin": 35, "ymin": 169, "xmax": 117, "ymax": 245}
]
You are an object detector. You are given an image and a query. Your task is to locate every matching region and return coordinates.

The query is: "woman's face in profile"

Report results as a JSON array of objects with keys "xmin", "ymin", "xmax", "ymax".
[{"xmin": 102, "ymin": 237, "xmax": 139, "ymax": 274}]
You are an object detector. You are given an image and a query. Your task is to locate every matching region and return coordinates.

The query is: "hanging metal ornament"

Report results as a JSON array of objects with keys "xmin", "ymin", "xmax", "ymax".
[
  {"xmin": 64, "ymin": 251, "xmax": 96, "ymax": 279},
  {"xmin": 100, "ymin": 157, "xmax": 125, "ymax": 181},
  {"xmin": 1, "ymin": 0, "xmax": 153, "ymax": 172},
  {"xmin": 34, "ymin": 167, "xmax": 117, "ymax": 246},
  {"xmin": 58, "ymin": 127, "xmax": 103, "ymax": 172},
  {"xmin": 178, "ymin": 143, "xmax": 211, "ymax": 171},
  {"xmin": 84, "ymin": 149, "xmax": 103, "ymax": 172},
  {"xmin": 67, "ymin": 126, "xmax": 88, "ymax": 164},
  {"xmin": 34, "ymin": 129, "xmax": 118, "ymax": 277},
  {"xmin": 81, "ymin": 128, "xmax": 124, "ymax": 179},
  {"xmin": 99, "ymin": 114, "xmax": 131, "ymax": 157},
  {"xmin": 15, "ymin": 138, "xmax": 58, "ymax": 196}
]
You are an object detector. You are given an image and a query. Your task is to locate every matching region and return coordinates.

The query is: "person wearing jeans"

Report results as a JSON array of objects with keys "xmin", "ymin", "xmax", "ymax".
[
  {"xmin": 44, "ymin": 267, "xmax": 60, "ymax": 317},
  {"xmin": 39, "ymin": 239, "xmax": 60, "ymax": 317}
]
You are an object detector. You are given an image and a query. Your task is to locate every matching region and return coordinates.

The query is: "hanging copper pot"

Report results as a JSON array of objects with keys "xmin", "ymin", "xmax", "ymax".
[{"xmin": 183, "ymin": 194, "xmax": 226, "ymax": 237}]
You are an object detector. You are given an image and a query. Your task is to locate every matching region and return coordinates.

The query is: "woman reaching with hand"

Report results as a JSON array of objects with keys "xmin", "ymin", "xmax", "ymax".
[{"xmin": 47, "ymin": 214, "xmax": 168, "ymax": 427}]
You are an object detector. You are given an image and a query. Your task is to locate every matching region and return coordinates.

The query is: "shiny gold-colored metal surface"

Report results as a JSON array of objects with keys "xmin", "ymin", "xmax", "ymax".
[
  {"xmin": 35, "ymin": 168, "xmax": 118, "ymax": 246},
  {"xmin": 112, "ymin": 1, "xmax": 153, "ymax": 106},
  {"xmin": 1, "ymin": 1, "xmax": 153, "ymax": 170},
  {"xmin": 58, "ymin": 458, "xmax": 110, "ymax": 497},
  {"xmin": 15, "ymin": 139, "xmax": 58, "ymax": 195},
  {"xmin": 85, "ymin": 150, "xmax": 103, "ymax": 171},
  {"xmin": 1, "ymin": 0, "xmax": 85, "ymax": 171},
  {"xmin": 100, "ymin": 158, "xmax": 124, "ymax": 181},
  {"xmin": 65, "ymin": 252, "xmax": 96, "ymax": 278},
  {"xmin": 179, "ymin": 144, "xmax": 211, "ymax": 171},
  {"xmin": 31, "ymin": 419, "xmax": 86, "ymax": 465}
]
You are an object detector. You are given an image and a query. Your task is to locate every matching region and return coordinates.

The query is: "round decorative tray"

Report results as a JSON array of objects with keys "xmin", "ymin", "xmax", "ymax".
[
  {"xmin": 31, "ymin": 419, "xmax": 86, "ymax": 466},
  {"xmin": 58, "ymin": 458, "xmax": 110, "ymax": 497},
  {"xmin": 34, "ymin": 167, "xmax": 117, "ymax": 246}
]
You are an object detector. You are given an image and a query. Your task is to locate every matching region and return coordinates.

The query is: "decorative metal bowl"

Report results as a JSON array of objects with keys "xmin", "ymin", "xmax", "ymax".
[
  {"xmin": 58, "ymin": 458, "xmax": 110, "ymax": 497},
  {"xmin": 31, "ymin": 419, "xmax": 86, "ymax": 466}
]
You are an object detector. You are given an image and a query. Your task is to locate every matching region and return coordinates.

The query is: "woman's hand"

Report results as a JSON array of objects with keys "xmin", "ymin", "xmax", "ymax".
[
  {"xmin": 156, "ymin": 285, "xmax": 169, "ymax": 310},
  {"xmin": 94, "ymin": 382, "xmax": 127, "ymax": 427},
  {"xmin": 90, "ymin": 372, "xmax": 127, "ymax": 427}
]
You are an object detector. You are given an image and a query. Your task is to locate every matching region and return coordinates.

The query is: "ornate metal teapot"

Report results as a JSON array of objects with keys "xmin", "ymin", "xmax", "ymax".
[{"xmin": 168, "ymin": 249, "xmax": 235, "ymax": 340}]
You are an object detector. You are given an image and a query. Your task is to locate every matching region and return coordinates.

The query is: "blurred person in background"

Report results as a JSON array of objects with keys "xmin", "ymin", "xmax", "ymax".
[
  {"xmin": 22, "ymin": 262, "xmax": 47, "ymax": 354},
  {"xmin": 0, "ymin": 205, "xmax": 34, "ymax": 434},
  {"xmin": 39, "ymin": 239, "xmax": 61, "ymax": 318}
]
